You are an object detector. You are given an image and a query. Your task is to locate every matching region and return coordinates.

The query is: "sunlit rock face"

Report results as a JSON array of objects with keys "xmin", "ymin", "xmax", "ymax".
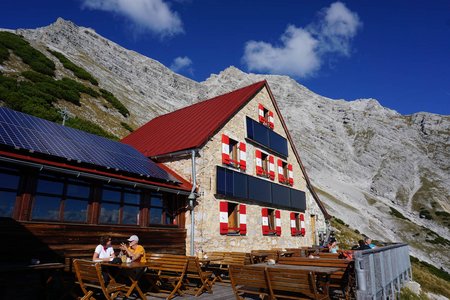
[{"xmin": 4, "ymin": 18, "xmax": 449, "ymax": 271}]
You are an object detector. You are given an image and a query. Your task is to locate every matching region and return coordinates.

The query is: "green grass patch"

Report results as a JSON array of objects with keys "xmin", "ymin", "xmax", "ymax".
[
  {"xmin": 48, "ymin": 49, "xmax": 98, "ymax": 85},
  {"xmin": 100, "ymin": 89, "xmax": 129, "ymax": 117},
  {"xmin": 0, "ymin": 31, "xmax": 55, "ymax": 76},
  {"xmin": 66, "ymin": 117, "xmax": 117, "ymax": 140},
  {"xmin": 410, "ymin": 256, "xmax": 450, "ymax": 298}
]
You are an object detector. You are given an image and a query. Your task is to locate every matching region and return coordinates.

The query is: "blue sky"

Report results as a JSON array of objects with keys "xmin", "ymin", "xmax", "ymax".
[{"xmin": 2, "ymin": 0, "xmax": 449, "ymax": 115}]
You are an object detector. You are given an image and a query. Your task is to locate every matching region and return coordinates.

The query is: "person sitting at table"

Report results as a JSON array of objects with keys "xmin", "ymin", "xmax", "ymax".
[
  {"xmin": 328, "ymin": 237, "xmax": 339, "ymax": 253},
  {"xmin": 120, "ymin": 235, "xmax": 146, "ymax": 263},
  {"xmin": 93, "ymin": 235, "xmax": 115, "ymax": 261},
  {"xmin": 358, "ymin": 237, "xmax": 373, "ymax": 250}
]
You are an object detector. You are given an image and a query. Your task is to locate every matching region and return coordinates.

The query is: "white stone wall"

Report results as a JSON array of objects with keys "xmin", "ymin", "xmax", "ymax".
[{"xmin": 164, "ymin": 87, "xmax": 327, "ymax": 254}]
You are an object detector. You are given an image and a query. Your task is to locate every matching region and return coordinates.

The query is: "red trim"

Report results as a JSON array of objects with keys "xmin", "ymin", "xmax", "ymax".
[
  {"xmin": 0, "ymin": 150, "xmax": 192, "ymax": 191},
  {"xmin": 222, "ymin": 134, "xmax": 230, "ymax": 165},
  {"xmin": 300, "ymin": 213, "xmax": 306, "ymax": 236},
  {"xmin": 239, "ymin": 204, "xmax": 246, "ymax": 235},
  {"xmin": 275, "ymin": 210, "xmax": 281, "ymax": 236},
  {"xmin": 239, "ymin": 142, "xmax": 246, "ymax": 171},
  {"xmin": 290, "ymin": 212, "xmax": 296, "ymax": 236},
  {"xmin": 261, "ymin": 208, "xmax": 269, "ymax": 235},
  {"xmin": 219, "ymin": 201, "xmax": 228, "ymax": 235},
  {"xmin": 255, "ymin": 150, "xmax": 263, "ymax": 175}
]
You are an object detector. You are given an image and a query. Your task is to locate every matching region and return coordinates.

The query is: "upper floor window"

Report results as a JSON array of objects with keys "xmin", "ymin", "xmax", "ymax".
[
  {"xmin": 222, "ymin": 134, "xmax": 246, "ymax": 171},
  {"xmin": 277, "ymin": 159, "xmax": 293, "ymax": 186},
  {"xmin": 0, "ymin": 167, "xmax": 20, "ymax": 218},
  {"xmin": 258, "ymin": 104, "xmax": 274, "ymax": 129}
]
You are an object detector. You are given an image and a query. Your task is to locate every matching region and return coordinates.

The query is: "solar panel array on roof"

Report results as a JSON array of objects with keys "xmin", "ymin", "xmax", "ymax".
[{"xmin": 0, "ymin": 107, "xmax": 179, "ymax": 183}]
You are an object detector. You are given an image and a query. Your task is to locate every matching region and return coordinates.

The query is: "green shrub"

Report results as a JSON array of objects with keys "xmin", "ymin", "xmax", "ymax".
[
  {"xmin": 0, "ymin": 32, "xmax": 55, "ymax": 76},
  {"xmin": 48, "ymin": 49, "xmax": 98, "ymax": 85},
  {"xmin": 0, "ymin": 44, "xmax": 9, "ymax": 64},
  {"xmin": 121, "ymin": 122, "xmax": 134, "ymax": 132},
  {"xmin": 100, "ymin": 89, "xmax": 129, "ymax": 117},
  {"xmin": 389, "ymin": 207, "xmax": 408, "ymax": 220}
]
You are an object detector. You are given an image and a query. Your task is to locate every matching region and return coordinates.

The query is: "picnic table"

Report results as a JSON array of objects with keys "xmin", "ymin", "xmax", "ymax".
[{"xmin": 102, "ymin": 261, "xmax": 148, "ymax": 300}]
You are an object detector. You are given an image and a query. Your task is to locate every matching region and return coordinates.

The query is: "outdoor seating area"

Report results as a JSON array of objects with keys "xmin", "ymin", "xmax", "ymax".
[{"xmin": 65, "ymin": 247, "xmax": 356, "ymax": 300}]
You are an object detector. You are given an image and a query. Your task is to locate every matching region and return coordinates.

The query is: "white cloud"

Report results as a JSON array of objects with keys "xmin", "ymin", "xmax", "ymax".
[
  {"xmin": 170, "ymin": 56, "xmax": 193, "ymax": 73},
  {"xmin": 81, "ymin": 0, "xmax": 183, "ymax": 37},
  {"xmin": 242, "ymin": 1, "xmax": 362, "ymax": 78}
]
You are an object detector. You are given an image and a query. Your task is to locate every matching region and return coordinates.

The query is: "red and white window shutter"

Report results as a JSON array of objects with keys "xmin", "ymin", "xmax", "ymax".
[
  {"xmin": 275, "ymin": 210, "xmax": 281, "ymax": 236},
  {"xmin": 268, "ymin": 111, "xmax": 274, "ymax": 129},
  {"xmin": 290, "ymin": 212, "xmax": 297, "ymax": 236},
  {"xmin": 239, "ymin": 204, "xmax": 247, "ymax": 235},
  {"xmin": 261, "ymin": 208, "xmax": 269, "ymax": 235},
  {"xmin": 239, "ymin": 142, "xmax": 246, "ymax": 171},
  {"xmin": 221, "ymin": 134, "xmax": 230, "ymax": 165},
  {"xmin": 300, "ymin": 213, "xmax": 306, "ymax": 236},
  {"xmin": 258, "ymin": 104, "xmax": 265, "ymax": 123},
  {"xmin": 269, "ymin": 155, "xmax": 275, "ymax": 180},
  {"xmin": 219, "ymin": 201, "xmax": 228, "ymax": 235},
  {"xmin": 277, "ymin": 159, "xmax": 285, "ymax": 183},
  {"xmin": 255, "ymin": 150, "xmax": 263, "ymax": 175},
  {"xmin": 288, "ymin": 164, "xmax": 294, "ymax": 186}
]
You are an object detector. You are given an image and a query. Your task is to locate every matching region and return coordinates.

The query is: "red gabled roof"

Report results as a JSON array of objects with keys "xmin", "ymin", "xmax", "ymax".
[{"xmin": 122, "ymin": 81, "xmax": 266, "ymax": 157}]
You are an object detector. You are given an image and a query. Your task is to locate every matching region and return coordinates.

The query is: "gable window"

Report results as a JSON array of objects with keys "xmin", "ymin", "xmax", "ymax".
[
  {"xmin": 290, "ymin": 212, "xmax": 305, "ymax": 236},
  {"xmin": 261, "ymin": 208, "xmax": 281, "ymax": 236},
  {"xmin": 258, "ymin": 104, "xmax": 274, "ymax": 129},
  {"xmin": 220, "ymin": 201, "xmax": 247, "ymax": 235}
]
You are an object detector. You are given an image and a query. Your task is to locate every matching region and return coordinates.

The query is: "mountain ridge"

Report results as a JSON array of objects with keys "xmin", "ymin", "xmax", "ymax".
[{"xmin": 1, "ymin": 18, "xmax": 449, "ymax": 272}]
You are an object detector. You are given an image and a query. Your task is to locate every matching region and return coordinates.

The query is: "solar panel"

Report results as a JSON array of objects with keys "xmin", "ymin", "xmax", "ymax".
[{"xmin": 0, "ymin": 108, "xmax": 179, "ymax": 183}]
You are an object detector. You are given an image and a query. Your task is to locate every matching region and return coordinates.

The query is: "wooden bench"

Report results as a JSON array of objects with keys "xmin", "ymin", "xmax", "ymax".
[
  {"xmin": 207, "ymin": 251, "xmax": 249, "ymax": 283},
  {"xmin": 250, "ymin": 249, "xmax": 280, "ymax": 264},
  {"xmin": 278, "ymin": 257, "xmax": 355, "ymax": 299},
  {"xmin": 144, "ymin": 253, "xmax": 189, "ymax": 300},
  {"xmin": 229, "ymin": 264, "xmax": 270, "ymax": 300},
  {"xmin": 265, "ymin": 267, "xmax": 328, "ymax": 300},
  {"xmin": 184, "ymin": 256, "xmax": 214, "ymax": 296}
]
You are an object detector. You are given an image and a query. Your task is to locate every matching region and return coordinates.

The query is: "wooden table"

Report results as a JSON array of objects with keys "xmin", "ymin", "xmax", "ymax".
[
  {"xmin": 252, "ymin": 262, "xmax": 343, "ymax": 296},
  {"xmin": 0, "ymin": 262, "xmax": 65, "ymax": 299},
  {"xmin": 102, "ymin": 262, "xmax": 147, "ymax": 300}
]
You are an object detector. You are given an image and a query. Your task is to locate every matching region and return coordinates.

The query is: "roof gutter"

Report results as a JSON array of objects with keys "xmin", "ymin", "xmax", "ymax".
[
  {"xmin": 0, "ymin": 155, "xmax": 190, "ymax": 196},
  {"xmin": 149, "ymin": 148, "xmax": 199, "ymax": 161}
]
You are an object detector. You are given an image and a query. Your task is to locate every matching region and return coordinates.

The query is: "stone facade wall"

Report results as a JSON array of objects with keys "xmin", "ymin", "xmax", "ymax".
[{"xmin": 164, "ymin": 87, "xmax": 327, "ymax": 254}]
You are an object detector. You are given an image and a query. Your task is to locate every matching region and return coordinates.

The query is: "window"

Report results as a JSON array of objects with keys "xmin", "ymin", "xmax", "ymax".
[
  {"xmin": 0, "ymin": 167, "xmax": 20, "ymax": 217},
  {"xmin": 227, "ymin": 202, "xmax": 239, "ymax": 234},
  {"xmin": 32, "ymin": 175, "xmax": 90, "ymax": 222},
  {"xmin": 278, "ymin": 159, "xmax": 292, "ymax": 185},
  {"xmin": 290, "ymin": 212, "xmax": 305, "ymax": 236},
  {"xmin": 222, "ymin": 134, "xmax": 246, "ymax": 171},
  {"xmin": 149, "ymin": 192, "xmax": 176, "ymax": 225},
  {"xmin": 261, "ymin": 152, "xmax": 269, "ymax": 178},
  {"xmin": 219, "ymin": 201, "xmax": 247, "ymax": 235},
  {"xmin": 229, "ymin": 138, "xmax": 239, "ymax": 168},
  {"xmin": 262, "ymin": 207, "xmax": 281, "ymax": 236},
  {"xmin": 99, "ymin": 186, "xmax": 140, "ymax": 225}
]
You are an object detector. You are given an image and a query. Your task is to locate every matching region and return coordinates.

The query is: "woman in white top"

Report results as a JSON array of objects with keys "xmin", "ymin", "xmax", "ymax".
[{"xmin": 93, "ymin": 235, "xmax": 115, "ymax": 261}]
